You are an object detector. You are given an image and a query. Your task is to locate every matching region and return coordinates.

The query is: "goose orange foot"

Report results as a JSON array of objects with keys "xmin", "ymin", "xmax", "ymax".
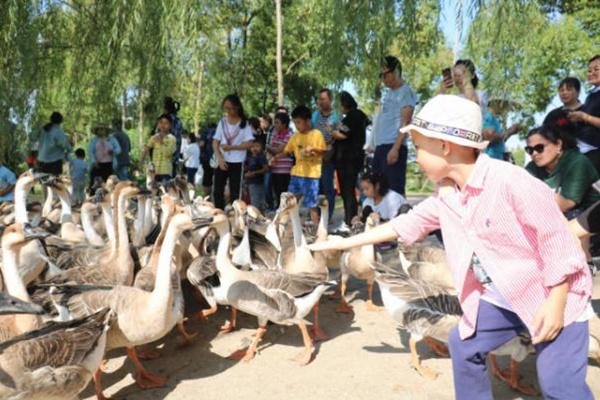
[
  {"xmin": 335, "ymin": 301, "xmax": 354, "ymax": 314},
  {"xmin": 290, "ymin": 348, "xmax": 314, "ymax": 365},
  {"xmin": 491, "ymin": 358, "xmax": 539, "ymax": 397},
  {"xmin": 176, "ymin": 319, "xmax": 198, "ymax": 347},
  {"xmin": 134, "ymin": 368, "xmax": 167, "ymax": 389},
  {"xmin": 219, "ymin": 320, "xmax": 236, "ymax": 334},
  {"xmin": 310, "ymin": 325, "xmax": 329, "ymax": 342},
  {"xmin": 365, "ymin": 300, "xmax": 384, "ymax": 312},
  {"xmin": 423, "ymin": 337, "xmax": 449, "ymax": 357}
]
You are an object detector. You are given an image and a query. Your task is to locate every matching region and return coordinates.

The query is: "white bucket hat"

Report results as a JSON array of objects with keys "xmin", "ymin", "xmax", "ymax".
[{"xmin": 400, "ymin": 94, "xmax": 488, "ymax": 149}]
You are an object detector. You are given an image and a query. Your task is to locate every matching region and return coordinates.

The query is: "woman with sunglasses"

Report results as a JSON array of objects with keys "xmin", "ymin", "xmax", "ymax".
[{"xmin": 525, "ymin": 125, "xmax": 600, "ymax": 219}]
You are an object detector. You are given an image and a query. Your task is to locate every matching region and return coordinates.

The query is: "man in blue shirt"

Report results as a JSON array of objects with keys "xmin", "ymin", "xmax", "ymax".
[
  {"xmin": 372, "ymin": 56, "xmax": 416, "ymax": 196},
  {"xmin": 0, "ymin": 164, "xmax": 17, "ymax": 203}
]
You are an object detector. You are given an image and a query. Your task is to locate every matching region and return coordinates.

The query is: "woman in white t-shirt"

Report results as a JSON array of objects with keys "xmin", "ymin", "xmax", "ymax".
[
  {"xmin": 212, "ymin": 94, "xmax": 255, "ymax": 209},
  {"xmin": 359, "ymin": 172, "xmax": 407, "ymax": 221},
  {"xmin": 183, "ymin": 132, "xmax": 200, "ymax": 186}
]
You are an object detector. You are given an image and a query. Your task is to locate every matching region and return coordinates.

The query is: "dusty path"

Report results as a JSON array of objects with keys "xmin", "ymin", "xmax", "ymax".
[
  {"xmin": 82, "ymin": 276, "xmax": 600, "ymax": 400},
  {"xmin": 82, "ymin": 197, "xmax": 600, "ymax": 399}
]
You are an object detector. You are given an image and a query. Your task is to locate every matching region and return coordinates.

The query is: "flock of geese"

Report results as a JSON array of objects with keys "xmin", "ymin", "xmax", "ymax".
[{"xmin": 0, "ymin": 169, "xmax": 598, "ymax": 399}]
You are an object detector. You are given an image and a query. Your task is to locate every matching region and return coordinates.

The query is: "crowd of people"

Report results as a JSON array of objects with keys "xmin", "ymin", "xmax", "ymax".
[{"xmin": 1, "ymin": 55, "xmax": 599, "ymax": 245}]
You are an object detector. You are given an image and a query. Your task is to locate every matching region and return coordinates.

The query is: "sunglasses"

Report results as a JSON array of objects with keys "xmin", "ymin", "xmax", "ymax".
[{"xmin": 525, "ymin": 144, "xmax": 545, "ymax": 155}]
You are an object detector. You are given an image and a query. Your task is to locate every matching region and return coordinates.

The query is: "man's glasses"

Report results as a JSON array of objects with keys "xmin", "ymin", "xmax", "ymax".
[{"xmin": 525, "ymin": 144, "xmax": 545, "ymax": 155}]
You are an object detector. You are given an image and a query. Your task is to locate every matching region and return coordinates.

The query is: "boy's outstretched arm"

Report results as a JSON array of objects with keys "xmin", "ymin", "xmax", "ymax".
[{"xmin": 308, "ymin": 222, "xmax": 399, "ymax": 252}]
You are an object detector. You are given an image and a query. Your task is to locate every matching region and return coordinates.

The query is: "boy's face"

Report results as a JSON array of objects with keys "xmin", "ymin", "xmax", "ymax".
[
  {"xmin": 293, "ymin": 117, "xmax": 311, "ymax": 133},
  {"xmin": 250, "ymin": 142, "xmax": 262, "ymax": 155},
  {"xmin": 411, "ymin": 131, "xmax": 449, "ymax": 183},
  {"xmin": 558, "ymin": 84, "xmax": 578, "ymax": 105}
]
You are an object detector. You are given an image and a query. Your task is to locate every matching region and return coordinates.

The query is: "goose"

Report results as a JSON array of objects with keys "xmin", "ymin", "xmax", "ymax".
[
  {"xmin": 47, "ymin": 209, "xmax": 213, "ymax": 399},
  {"xmin": 372, "ymin": 260, "xmax": 540, "ymax": 395},
  {"xmin": 276, "ymin": 192, "xmax": 329, "ymax": 341},
  {"xmin": 230, "ymin": 200, "xmax": 280, "ymax": 270},
  {"xmin": 79, "ymin": 201, "xmax": 105, "ymax": 247},
  {"xmin": 45, "ymin": 177, "xmax": 87, "ymax": 243},
  {"xmin": 197, "ymin": 211, "xmax": 332, "ymax": 364},
  {"xmin": 133, "ymin": 198, "xmax": 200, "ymax": 348},
  {"xmin": 0, "ymin": 224, "xmax": 49, "ymax": 341},
  {"xmin": 39, "ymin": 182, "xmax": 141, "ymax": 286},
  {"xmin": 313, "ymin": 196, "xmax": 342, "ymax": 270},
  {"xmin": 371, "ymin": 260, "xmax": 461, "ymax": 380},
  {"xmin": 0, "ymin": 308, "xmax": 111, "ymax": 400},
  {"xmin": 11, "ymin": 171, "xmax": 50, "ymax": 285},
  {"xmin": 245, "ymin": 203, "xmax": 281, "ymax": 251},
  {"xmin": 336, "ymin": 212, "xmax": 382, "ymax": 313},
  {"xmin": 398, "ymin": 243, "xmax": 455, "ymax": 293}
]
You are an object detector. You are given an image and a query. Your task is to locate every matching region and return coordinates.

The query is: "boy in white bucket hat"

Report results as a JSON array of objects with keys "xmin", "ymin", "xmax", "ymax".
[{"xmin": 310, "ymin": 95, "xmax": 593, "ymax": 399}]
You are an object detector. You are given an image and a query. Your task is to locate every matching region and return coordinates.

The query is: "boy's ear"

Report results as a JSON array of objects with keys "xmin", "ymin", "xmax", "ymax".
[{"xmin": 441, "ymin": 140, "xmax": 452, "ymax": 156}]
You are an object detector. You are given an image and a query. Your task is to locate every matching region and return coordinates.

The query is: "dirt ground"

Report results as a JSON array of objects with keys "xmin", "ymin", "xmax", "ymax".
[
  {"xmin": 81, "ymin": 275, "xmax": 600, "ymax": 400},
  {"xmin": 81, "ymin": 197, "xmax": 600, "ymax": 400}
]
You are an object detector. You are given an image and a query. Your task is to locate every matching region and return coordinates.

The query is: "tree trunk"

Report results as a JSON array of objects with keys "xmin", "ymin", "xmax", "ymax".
[
  {"xmin": 275, "ymin": 0, "xmax": 283, "ymax": 106},
  {"xmin": 138, "ymin": 88, "xmax": 145, "ymax": 150},
  {"xmin": 121, "ymin": 90, "xmax": 127, "ymax": 129},
  {"xmin": 193, "ymin": 59, "xmax": 205, "ymax": 136}
]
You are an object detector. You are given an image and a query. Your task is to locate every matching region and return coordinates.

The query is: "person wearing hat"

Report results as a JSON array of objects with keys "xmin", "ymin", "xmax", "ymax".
[
  {"xmin": 371, "ymin": 55, "xmax": 416, "ymax": 196},
  {"xmin": 309, "ymin": 94, "xmax": 594, "ymax": 400},
  {"xmin": 87, "ymin": 123, "xmax": 121, "ymax": 189}
]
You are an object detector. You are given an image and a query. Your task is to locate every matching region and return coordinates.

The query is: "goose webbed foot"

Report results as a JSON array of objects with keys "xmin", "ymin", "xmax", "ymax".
[
  {"xmin": 423, "ymin": 337, "xmax": 449, "ymax": 357},
  {"xmin": 335, "ymin": 299, "xmax": 354, "ymax": 314},
  {"xmin": 490, "ymin": 356, "xmax": 539, "ymax": 397},
  {"xmin": 365, "ymin": 300, "xmax": 384, "ymax": 312},
  {"xmin": 176, "ymin": 318, "xmax": 198, "ymax": 347},
  {"xmin": 409, "ymin": 337, "xmax": 439, "ymax": 380},
  {"xmin": 291, "ymin": 347, "xmax": 314, "ymax": 365},
  {"xmin": 219, "ymin": 308, "xmax": 238, "ymax": 333},
  {"xmin": 127, "ymin": 347, "xmax": 167, "ymax": 389},
  {"xmin": 197, "ymin": 305, "xmax": 218, "ymax": 321},
  {"xmin": 310, "ymin": 324, "xmax": 329, "ymax": 342}
]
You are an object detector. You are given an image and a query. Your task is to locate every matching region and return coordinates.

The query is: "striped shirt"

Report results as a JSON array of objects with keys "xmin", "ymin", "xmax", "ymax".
[
  {"xmin": 269, "ymin": 128, "xmax": 294, "ymax": 174},
  {"xmin": 390, "ymin": 154, "xmax": 592, "ymax": 339}
]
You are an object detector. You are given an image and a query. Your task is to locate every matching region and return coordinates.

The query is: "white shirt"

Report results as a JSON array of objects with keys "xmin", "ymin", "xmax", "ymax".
[
  {"xmin": 363, "ymin": 190, "xmax": 406, "ymax": 220},
  {"xmin": 214, "ymin": 119, "xmax": 254, "ymax": 163},
  {"xmin": 183, "ymin": 143, "xmax": 200, "ymax": 168}
]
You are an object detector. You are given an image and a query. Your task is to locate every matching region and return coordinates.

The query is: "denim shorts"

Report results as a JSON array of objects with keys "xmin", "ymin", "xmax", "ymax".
[{"xmin": 288, "ymin": 175, "xmax": 319, "ymax": 208}]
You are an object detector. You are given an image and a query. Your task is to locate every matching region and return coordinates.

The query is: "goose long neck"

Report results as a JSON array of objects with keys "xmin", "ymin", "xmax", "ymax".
[
  {"xmin": 114, "ymin": 194, "xmax": 129, "ymax": 256},
  {"xmin": 317, "ymin": 205, "xmax": 328, "ymax": 239},
  {"xmin": 14, "ymin": 183, "xmax": 29, "ymax": 224},
  {"xmin": 101, "ymin": 204, "xmax": 116, "ymax": 245},
  {"xmin": 133, "ymin": 197, "xmax": 146, "ymax": 246},
  {"xmin": 81, "ymin": 208, "xmax": 103, "ymax": 245},
  {"xmin": 362, "ymin": 223, "xmax": 376, "ymax": 259},
  {"xmin": 56, "ymin": 191, "xmax": 73, "ymax": 223},
  {"xmin": 290, "ymin": 207, "xmax": 306, "ymax": 248},
  {"xmin": 215, "ymin": 221, "xmax": 236, "ymax": 274},
  {"xmin": 1, "ymin": 244, "xmax": 38, "ymax": 332},
  {"xmin": 143, "ymin": 197, "xmax": 154, "ymax": 236},
  {"xmin": 1, "ymin": 246, "xmax": 30, "ymax": 302},
  {"xmin": 42, "ymin": 186, "xmax": 53, "ymax": 217},
  {"xmin": 152, "ymin": 224, "xmax": 180, "ymax": 297}
]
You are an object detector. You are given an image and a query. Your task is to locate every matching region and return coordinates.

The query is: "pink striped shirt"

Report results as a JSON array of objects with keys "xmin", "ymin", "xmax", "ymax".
[
  {"xmin": 269, "ymin": 128, "xmax": 294, "ymax": 174},
  {"xmin": 391, "ymin": 154, "xmax": 592, "ymax": 339}
]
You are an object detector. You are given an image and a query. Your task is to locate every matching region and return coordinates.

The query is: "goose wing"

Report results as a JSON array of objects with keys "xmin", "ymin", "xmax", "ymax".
[
  {"xmin": 0, "ymin": 308, "xmax": 110, "ymax": 367},
  {"xmin": 227, "ymin": 280, "xmax": 296, "ymax": 324},
  {"xmin": 247, "ymin": 270, "xmax": 327, "ymax": 297}
]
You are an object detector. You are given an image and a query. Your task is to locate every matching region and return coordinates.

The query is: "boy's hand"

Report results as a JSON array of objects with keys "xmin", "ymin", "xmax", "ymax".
[
  {"xmin": 308, "ymin": 236, "xmax": 348, "ymax": 252},
  {"xmin": 221, "ymin": 144, "xmax": 232, "ymax": 151},
  {"xmin": 531, "ymin": 282, "xmax": 567, "ymax": 344}
]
